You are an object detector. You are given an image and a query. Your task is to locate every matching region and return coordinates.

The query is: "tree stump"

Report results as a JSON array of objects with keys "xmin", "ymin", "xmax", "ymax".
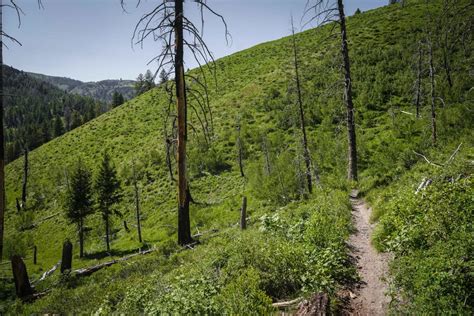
[
  {"xmin": 61, "ymin": 240, "xmax": 73, "ymax": 273},
  {"xmin": 240, "ymin": 196, "xmax": 247, "ymax": 230},
  {"xmin": 11, "ymin": 255, "xmax": 33, "ymax": 298},
  {"xmin": 295, "ymin": 293, "xmax": 330, "ymax": 316},
  {"xmin": 33, "ymin": 245, "xmax": 37, "ymax": 265}
]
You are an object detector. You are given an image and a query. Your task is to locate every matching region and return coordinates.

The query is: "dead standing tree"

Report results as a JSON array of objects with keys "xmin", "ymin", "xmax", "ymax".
[
  {"xmin": 123, "ymin": 0, "xmax": 229, "ymax": 246},
  {"xmin": 305, "ymin": 0, "xmax": 358, "ymax": 181},
  {"xmin": 291, "ymin": 16, "xmax": 313, "ymax": 193}
]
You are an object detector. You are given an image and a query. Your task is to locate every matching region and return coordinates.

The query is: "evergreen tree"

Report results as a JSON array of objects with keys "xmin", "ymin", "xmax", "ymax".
[
  {"xmin": 53, "ymin": 116, "xmax": 65, "ymax": 137},
  {"xmin": 65, "ymin": 161, "xmax": 94, "ymax": 258},
  {"xmin": 134, "ymin": 73, "xmax": 145, "ymax": 96},
  {"xmin": 70, "ymin": 111, "xmax": 82, "ymax": 130},
  {"xmin": 158, "ymin": 69, "xmax": 169, "ymax": 85},
  {"xmin": 144, "ymin": 70, "xmax": 156, "ymax": 91},
  {"xmin": 111, "ymin": 91, "xmax": 125, "ymax": 108},
  {"xmin": 95, "ymin": 152, "xmax": 122, "ymax": 252}
]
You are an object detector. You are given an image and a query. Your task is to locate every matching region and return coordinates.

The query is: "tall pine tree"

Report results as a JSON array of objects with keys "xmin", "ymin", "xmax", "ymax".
[
  {"xmin": 65, "ymin": 161, "xmax": 94, "ymax": 258},
  {"xmin": 95, "ymin": 152, "xmax": 122, "ymax": 252}
]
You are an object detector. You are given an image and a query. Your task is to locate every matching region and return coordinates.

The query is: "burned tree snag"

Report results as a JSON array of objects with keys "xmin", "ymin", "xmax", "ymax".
[
  {"xmin": 0, "ymin": 3, "xmax": 5, "ymax": 261},
  {"xmin": 337, "ymin": 0, "xmax": 358, "ymax": 181},
  {"xmin": 132, "ymin": 162, "xmax": 142, "ymax": 244},
  {"xmin": 236, "ymin": 124, "xmax": 245, "ymax": 178},
  {"xmin": 428, "ymin": 40, "xmax": 437, "ymax": 146},
  {"xmin": 165, "ymin": 138, "xmax": 175, "ymax": 181},
  {"xmin": 21, "ymin": 147, "xmax": 28, "ymax": 209},
  {"xmin": 415, "ymin": 42, "xmax": 423, "ymax": 119},
  {"xmin": 11, "ymin": 255, "xmax": 33, "ymax": 298},
  {"xmin": 33, "ymin": 245, "xmax": 37, "ymax": 265},
  {"xmin": 291, "ymin": 16, "xmax": 313, "ymax": 193},
  {"xmin": 240, "ymin": 196, "xmax": 247, "ymax": 230},
  {"xmin": 174, "ymin": 0, "xmax": 193, "ymax": 246},
  {"xmin": 61, "ymin": 240, "xmax": 73, "ymax": 273}
]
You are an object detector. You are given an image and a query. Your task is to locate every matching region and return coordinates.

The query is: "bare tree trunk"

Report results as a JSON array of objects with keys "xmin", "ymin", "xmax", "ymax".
[
  {"xmin": 240, "ymin": 196, "xmax": 247, "ymax": 230},
  {"xmin": 337, "ymin": 0, "xmax": 358, "ymax": 182},
  {"xmin": 165, "ymin": 139, "xmax": 174, "ymax": 181},
  {"xmin": 11, "ymin": 255, "xmax": 33, "ymax": 298},
  {"xmin": 133, "ymin": 168, "xmax": 142, "ymax": 243},
  {"xmin": 291, "ymin": 17, "xmax": 313, "ymax": 194},
  {"xmin": 0, "ymin": 4, "xmax": 5, "ymax": 261},
  {"xmin": 21, "ymin": 148, "xmax": 28, "ymax": 209},
  {"xmin": 428, "ymin": 41, "xmax": 437, "ymax": 146},
  {"xmin": 33, "ymin": 245, "xmax": 37, "ymax": 265},
  {"xmin": 415, "ymin": 42, "xmax": 423, "ymax": 119},
  {"xmin": 262, "ymin": 137, "xmax": 271, "ymax": 175},
  {"xmin": 79, "ymin": 218, "xmax": 84, "ymax": 258},
  {"xmin": 237, "ymin": 125, "xmax": 245, "ymax": 177},
  {"xmin": 175, "ymin": 0, "xmax": 192, "ymax": 246},
  {"xmin": 105, "ymin": 212, "xmax": 110, "ymax": 252}
]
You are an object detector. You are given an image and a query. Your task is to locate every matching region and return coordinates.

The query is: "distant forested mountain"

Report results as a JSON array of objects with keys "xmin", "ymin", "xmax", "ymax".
[
  {"xmin": 27, "ymin": 72, "xmax": 136, "ymax": 103},
  {"xmin": 3, "ymin": 65, "xmax": 108, "ymax": 162}
]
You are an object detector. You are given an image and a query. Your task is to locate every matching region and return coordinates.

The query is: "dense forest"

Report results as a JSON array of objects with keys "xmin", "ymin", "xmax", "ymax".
[
  {"xmin": 3, "ymin": 66, "xmax": 123, "ymax": 162},
  {"xmin": 0, "ymin": 0, "xmax": 473, "ymax": 315}
]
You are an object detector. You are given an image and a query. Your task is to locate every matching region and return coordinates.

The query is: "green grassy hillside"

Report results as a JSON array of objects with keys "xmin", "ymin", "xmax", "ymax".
[{"xmin": 1, "ymin": 0, "xmax": 473, "ymax": 313}]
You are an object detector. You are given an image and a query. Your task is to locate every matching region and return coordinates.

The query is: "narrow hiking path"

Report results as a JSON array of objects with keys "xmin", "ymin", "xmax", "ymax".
[{"xmin": 348, "ymin": 190, "xmax": 391, "ymax": 315}]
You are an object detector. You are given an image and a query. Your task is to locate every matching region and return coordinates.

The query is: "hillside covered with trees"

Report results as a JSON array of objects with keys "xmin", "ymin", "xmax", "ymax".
[
  {"xmin": 0, "ymin": 0, "xmax": 473, "ymax": 314},
  {"xmin": 3, "ymin": 66, "xmax": 107, "ymax": 162}
]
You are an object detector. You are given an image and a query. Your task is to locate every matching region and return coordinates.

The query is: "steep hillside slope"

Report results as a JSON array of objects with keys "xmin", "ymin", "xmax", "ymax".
[
  {"xmin": 3, "ymin": 66, "xmax": 106, "ymax": 162},
  {"xmin": 2, "ymin": 0, "xmax": 473, "ymax": 314}
]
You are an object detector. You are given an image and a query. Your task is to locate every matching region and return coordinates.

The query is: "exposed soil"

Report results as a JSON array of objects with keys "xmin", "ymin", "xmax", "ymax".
[{"xmin": 347, "ymin": 190, "xmax": 391, "ymax": 315}]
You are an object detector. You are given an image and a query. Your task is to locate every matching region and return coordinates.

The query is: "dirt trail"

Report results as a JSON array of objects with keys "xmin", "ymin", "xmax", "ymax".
[{"xmin": 348, "ymin": 190, "xmax": 391, "ymax": 315}]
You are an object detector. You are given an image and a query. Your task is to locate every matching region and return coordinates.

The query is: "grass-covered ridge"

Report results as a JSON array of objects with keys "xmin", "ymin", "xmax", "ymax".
[{"xmin": 2, "ymin": 0, "xmax": 473, "ymax": 313}]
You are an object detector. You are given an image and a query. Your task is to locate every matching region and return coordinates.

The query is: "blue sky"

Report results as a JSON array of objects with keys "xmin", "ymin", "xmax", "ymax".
[{"xmin": 4, "ymin": 0, "xmax": 384, "ymax": 82}]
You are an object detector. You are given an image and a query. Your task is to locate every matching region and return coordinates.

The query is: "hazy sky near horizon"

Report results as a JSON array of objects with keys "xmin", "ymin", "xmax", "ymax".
[{"xmin": 4, "ymin": 0, "xmax": 384, "ymax": 82}]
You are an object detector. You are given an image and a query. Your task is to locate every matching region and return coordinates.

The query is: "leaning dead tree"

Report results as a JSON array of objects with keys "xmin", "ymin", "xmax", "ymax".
[
  {"xmin": 304, "ymin": 0, "xmax": 358, "ymax": 181},
  {"xmin": 291, "ymin": 16, "xmax": 313, "ymax": 193},
  {"xmin": 124, "ymin": 0, "xmax": 229, "ymax": 245}
]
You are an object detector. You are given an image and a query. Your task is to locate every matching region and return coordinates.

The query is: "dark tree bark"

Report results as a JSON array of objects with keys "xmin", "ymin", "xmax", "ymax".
[
  {"xmin": 428, "ymin": 40, "xmax": 438, "ymax": 146},
  {"xmin": 11, "ymin": 255, "xmax": 33, "ymax": 298},
  {"xmin": 175, "ymin": 0, "xmax": 193, "ymax": 246},
  {"xmin": 133, "ymin": 166, "xmax": 142, "ymax": 243},
  {"xmin": 21, "ymin": 148, "xmax": 28, "ymax": 209},
  {"xmin": 33, "ymin": 245, "xmax": 37, "ymax": 265},
  {"xmin": 105, "ymin": 212, "xmax": 110, "ymax": 252},
  {"xmin": 237, "ymin": 125, "xmax": 245, "ymax": 177},
  {"xmin": 337, "ymin": 0, "xmax": 358, "ymax": 181},
  {"xmin": 415, "ymin": 42, "xmax": 423, "ymax": 119},
  {"xmin": 291, "ymin": 17, "xmax": 313, "ymax": 193},
  {"xmin": 0, "ymin": 4, "xmax": 5, "ymax": 261},
  {"xmin": 79, "ymin": 218, "xmax": 84, "ymax": 258},
  {"xmin": 61, "ymin": 240, "xmax": 73, "ymax": 273},
  {"xmin": 240, "ymin": 196, "xmax": 247, "ymax": 230},
  {"xmin": 165, "ymin": 138, "xmax": 175, "ymax": 181}
]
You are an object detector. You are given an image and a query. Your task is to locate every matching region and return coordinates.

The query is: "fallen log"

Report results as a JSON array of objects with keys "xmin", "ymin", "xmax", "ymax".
[
  {"xmin": 32, "ymin": 260, "xmax": 61, "ymax": 284},
  {"xmin": 74, "ymin": 248, "xmax": 155, "ymax": 277},
  {"xmin": 273, "ymin": 297, "xmax": 303, "ymax": 308}
]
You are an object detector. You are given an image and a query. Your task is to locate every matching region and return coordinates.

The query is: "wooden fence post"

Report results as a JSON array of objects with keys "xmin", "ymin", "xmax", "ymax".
[
  {"xmin": 11, "ymin": 255, "xmax": 33, "ymax": 298},
  {"xmin": 61, "ymin": 240, "xmax": 73, "ymax": 273}
]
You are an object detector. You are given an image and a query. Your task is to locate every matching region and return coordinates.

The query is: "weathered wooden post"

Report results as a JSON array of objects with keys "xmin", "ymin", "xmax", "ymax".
[
  {"xmin": 61, "ymin": 240, "xmax": 73, "ymax": 273},
  {"xmin": 11, "ymin": 255, "xmax": 33, "ymax": 298},
  {"xmin": 33, "ymin": 245, "xmax": 37, "ymax": 265},
  {"xmin": 240, "ymin": 196, "xmax": 247, "ymax": 230}
]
